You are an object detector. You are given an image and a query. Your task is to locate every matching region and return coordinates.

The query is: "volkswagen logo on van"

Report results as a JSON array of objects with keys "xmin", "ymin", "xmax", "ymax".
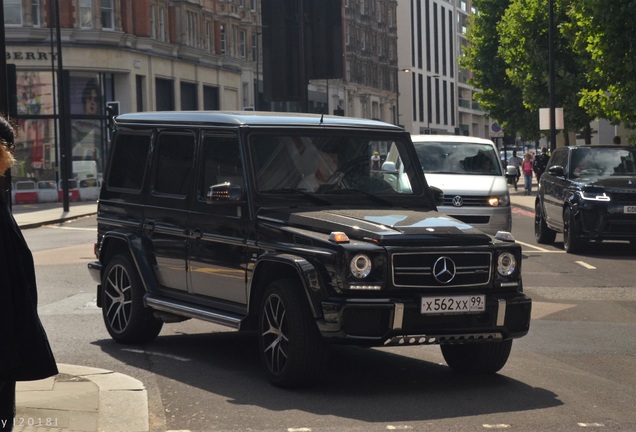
[
  {"xmin": 452, "ymin": 195, "xmax": 463, "ymax": 207},
  {"xmin": 433, "ymin": 256, "xmax": 457, "ymax": 284}
]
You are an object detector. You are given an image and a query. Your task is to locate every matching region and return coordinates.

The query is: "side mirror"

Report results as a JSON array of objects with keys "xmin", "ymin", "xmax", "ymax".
[
  {"xmin": 429, "ymin": 185, "xmax": 444, "ymax": 207},
  {"xmin": 206, "ymin": 182, "xmax": 242, "ymax": 202},
  {"xmin": 548, "ymin": 165, "xmax": 565, "ymax": 177},
  {"xmin": 381, "ymin": 161, "xmax": 398, "ymax": 173}
]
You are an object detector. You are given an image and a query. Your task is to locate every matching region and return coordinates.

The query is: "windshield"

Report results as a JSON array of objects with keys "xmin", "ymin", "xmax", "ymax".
[
  {"xmin": 248, "ymin": 131, "xmax": 424, "ymax": 198},
  {"xmin": 413, "ymin": 141, "xmax": 503, "ymax": 175},
  {"xmin": 570, "ymin": 147, "xmax": 636, "ymax": 178}
]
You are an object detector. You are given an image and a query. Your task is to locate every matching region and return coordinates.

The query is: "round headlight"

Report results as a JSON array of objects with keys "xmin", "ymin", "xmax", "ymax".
[
  {"xmin": 497, "ymin": 252, "xmax": 517, "ymax": 276},
  {"xmin": 350, "ymin": 254, "xmax": 372, "ymax": 279}
]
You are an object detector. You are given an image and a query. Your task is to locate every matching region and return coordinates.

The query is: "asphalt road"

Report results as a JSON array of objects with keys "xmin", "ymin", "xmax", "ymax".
[{"xmin": 25, "ymin": 213, "xmax": 636, "ymax": 432}]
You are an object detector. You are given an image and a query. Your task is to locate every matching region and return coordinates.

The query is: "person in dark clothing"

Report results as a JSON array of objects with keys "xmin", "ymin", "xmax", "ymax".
[
  {"xmin": 533, "ymin": 147, "xmax": 550, "ymax": 182},
  {"xmin": 0, "ymin": 115, "xmax": 58, "ymax": 431}
]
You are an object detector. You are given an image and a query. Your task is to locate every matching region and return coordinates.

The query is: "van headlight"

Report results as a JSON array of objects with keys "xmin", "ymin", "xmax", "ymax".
[
  {"xmin": 497, "ymin": 252, "xmax": 517, "ymax": 276},
  {"xmin": 350, "ymin": 254, "xmax": 372, "ymax": 279},
  {"xmin": 489, "ymin": 194, "xmax": 510, "ymax": 207}
]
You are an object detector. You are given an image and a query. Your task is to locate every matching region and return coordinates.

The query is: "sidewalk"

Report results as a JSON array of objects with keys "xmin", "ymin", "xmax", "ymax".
[
  {"xmin": 15, "ymin": 364, "xmax": 148, "ymax": 432},
  {"xmin": 9, "ymin": 189, "xmax": 536, "ymax": 432}
]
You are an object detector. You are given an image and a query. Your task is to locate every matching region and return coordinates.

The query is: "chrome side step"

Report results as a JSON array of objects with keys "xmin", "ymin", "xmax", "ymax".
[{"xmin": 145, "ymin": 295, "xmax": 244, "ymax": 329}]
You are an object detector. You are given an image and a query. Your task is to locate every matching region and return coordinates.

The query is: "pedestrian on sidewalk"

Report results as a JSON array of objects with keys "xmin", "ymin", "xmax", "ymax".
[
  {"xmin": 522, "ymin": 152, "xmax": 534, "ymax": 195},
  {"xmin": 0, "ymin": 115, "xmax": 58, "ymax": 432},
  {"xmin": 533, "ymin": 147, "xmax": 550, "ymax": 182},
  {"xmin": 507, "ymin": 150, "xmax": 522, "ymax": 191}
]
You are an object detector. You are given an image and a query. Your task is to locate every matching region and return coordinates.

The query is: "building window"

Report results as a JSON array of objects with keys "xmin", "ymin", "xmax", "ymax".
[
  {"xmin": 250, "ymin": 0, "xmax": 256, "ymax": 11},
  {"xmin": 220, "ymin": 25, "xmax": 226, "ymax": 55},
  {"xmin": 150, "ymin": 4, "xmax": 156, "ymax": 39},
  {"xmin": 251, "ymin": 33, "xmax": 257, "ymax": 61},
  {"xmin": 159, "ymin": 6, "xmax": 166, "ymax": 42},
  {"xmin": 206, "ymin": 21, "xmax": 212, "ymax": 52},
  {"xmin": 101, "ymin": 0, "xmax": 114, "ymax": 29},
  {"xmin": 79, "ymin": 0, "xmax": 92, "ymax": 29},
  {"xmin": 203, "ymin": 86, "xmax": 220, "ymax": 110},
  {"xmin": 239, "ymin": 30, "xmax": 246, "ymax": 59},
  {"xmin": 187, "ymin": 11, "xmax": 198, "ymax": 47},
  {"xmin": 4, "ymin": 0, "xmax": 22, "ymax": 25},
  {"xmin": 155, "ymin": 78, "xmax": 174, "ymax": 110},
  {"xmin": 180, "ymin": 82, "xmax": 198, "ymax": 110},
  {"xmin": 32, "ymin": 0, "xmax": 41, "ymax": 26}
]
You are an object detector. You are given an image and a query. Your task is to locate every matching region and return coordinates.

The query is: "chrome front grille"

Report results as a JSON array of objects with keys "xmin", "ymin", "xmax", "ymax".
[
  {"xmin": 392, "ymin": 251, "xmax": 492, "ymax": 288},
  {"xmin": 442, "ymin": 195, "xmax": 492, "ymax": 207}
]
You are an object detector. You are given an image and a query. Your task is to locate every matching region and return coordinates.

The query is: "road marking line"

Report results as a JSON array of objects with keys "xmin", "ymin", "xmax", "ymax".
[
  {"xmin": 576, "ymin": 261, "xmax": 597, "ymax": 269},
  {"xmin": 516, "ymin": 240, "xmax": 562, "ymax": 252},
  {"xmin": 577, "ymin": 423, "xmax": 605, "ymax": 427},
  {"xmin": 482, "ymin": 425, "xmax": 511, "ymax": 429}
]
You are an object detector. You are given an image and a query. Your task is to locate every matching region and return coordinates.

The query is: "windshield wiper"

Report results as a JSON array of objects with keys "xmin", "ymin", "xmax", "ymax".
[{"xmin": 264, "ymin": 188, "xmax": 332, "ymax": 205}]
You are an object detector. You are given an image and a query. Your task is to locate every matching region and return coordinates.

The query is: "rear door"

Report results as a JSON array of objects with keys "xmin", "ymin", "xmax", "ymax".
[
  {"xmin": 144, "ymin": 130, "xmax": 196, "ymax": 292},
  {"xmin": 542, "ymin": 148, "xmax": 569, "ymax": 227},
  {"xmin": 187, "ymin": 131, "xmax": 249, "ymax": 305}
]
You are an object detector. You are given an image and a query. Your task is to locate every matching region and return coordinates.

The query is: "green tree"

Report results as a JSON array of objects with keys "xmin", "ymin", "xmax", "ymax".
[
  {"xmin": 566, "ymin": 0, "xmax": 636, "ymax": 127},
  {"xmin": 497, "ymin": 0, "xmax": 594, "ymax": 144},
  {"xmin": 461, "ymin": 0, "xmax": 540, "ymax": 140}
]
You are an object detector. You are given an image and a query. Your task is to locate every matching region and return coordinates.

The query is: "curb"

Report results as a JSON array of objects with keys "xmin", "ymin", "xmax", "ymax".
[{"xmin": 15, "ymin": 364, "xmax": 149, "ymax": 432}]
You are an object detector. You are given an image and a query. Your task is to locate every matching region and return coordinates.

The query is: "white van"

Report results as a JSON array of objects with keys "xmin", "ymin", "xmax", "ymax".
[{"xmin": 411, "ymin": 134, "xmax": 511, "ymax": 235}]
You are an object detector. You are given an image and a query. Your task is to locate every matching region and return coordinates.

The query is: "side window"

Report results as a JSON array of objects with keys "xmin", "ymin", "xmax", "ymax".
[
  {"xmin": 200, "ymin": 134, "xmax": 243, "ymax": 199},
  {"xmin": 107, "ymin": 133, "xmax": 151, "ymax": 191},
  {"xmin": 154, "ymin": 132, "xmax": 195, "ymax": 196}
]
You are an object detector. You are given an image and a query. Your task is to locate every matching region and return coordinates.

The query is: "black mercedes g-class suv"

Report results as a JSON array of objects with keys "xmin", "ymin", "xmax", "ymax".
[{"xmin": 88, "ymin": 111, "xmax": 531, "ymax": 387}]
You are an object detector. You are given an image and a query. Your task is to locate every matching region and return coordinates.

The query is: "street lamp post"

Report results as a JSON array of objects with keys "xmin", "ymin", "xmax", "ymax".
[{"xmin": 548, "ymin": 0, "xmax": 557, "ymax": 151}]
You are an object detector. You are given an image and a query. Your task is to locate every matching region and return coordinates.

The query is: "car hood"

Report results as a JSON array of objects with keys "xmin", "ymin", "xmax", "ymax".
[
  {"xmin": 258, "ymin": 208, "xmax": 492, "ymax": 245},
  {"xmin": 573, "ymin": 175, "xmax": 636, "ymax": 190},
  {"xmin": 424, "ymin": 173, "xmax": 508, "ymax": 195}
]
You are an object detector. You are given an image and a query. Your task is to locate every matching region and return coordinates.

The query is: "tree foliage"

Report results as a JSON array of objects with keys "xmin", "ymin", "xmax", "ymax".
[
  {"xmin": 463, "ymin": 0, "xmax": 636, "ymax": 141},
  {"xmin": 565, "ymin": 0, "xmax": 636, "ymax": 127}
]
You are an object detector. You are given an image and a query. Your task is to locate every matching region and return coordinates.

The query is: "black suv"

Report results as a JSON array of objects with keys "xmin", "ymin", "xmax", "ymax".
[
  {"xmin": 88, "ymin": 111, "xmax": 531, "ymax": 387},
  {"xmin": 535, "ymin": 145, "xmax": 636, "ymax": 253}
]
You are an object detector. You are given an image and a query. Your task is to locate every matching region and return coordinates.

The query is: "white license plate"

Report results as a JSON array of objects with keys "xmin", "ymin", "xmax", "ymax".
[
  {"xmin": 625, "ymin": 206, "xmax": 636, "ymax": 214},
  {"xmin": 421, "ymin": 295, "xmax": 486, "ymax": 314}
]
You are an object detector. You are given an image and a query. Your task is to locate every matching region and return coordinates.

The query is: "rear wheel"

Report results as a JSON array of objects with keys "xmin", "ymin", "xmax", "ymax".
[
  {"xmin": 441, "ymin": 340, "xmax": 512, "ymax": 374},
  {"xmin": 563, "ymin": 206, "xmax": 585, "ymax": 254},
  {"xmin": 258, "ymin": 279, "xmax": 327, "ymax": 388},
  {"xmin": 535, "ymin": 200, "xmax": 556, "ymax": 244},
  {"xmin": 101, "ymin": 254, "xmax": 163, "ymax": 343}
]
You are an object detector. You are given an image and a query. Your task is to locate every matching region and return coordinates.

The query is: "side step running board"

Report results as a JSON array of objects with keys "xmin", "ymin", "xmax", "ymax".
[{"xmin": 145, "ymin": 295, "xmax": 244, "ymax": 329}]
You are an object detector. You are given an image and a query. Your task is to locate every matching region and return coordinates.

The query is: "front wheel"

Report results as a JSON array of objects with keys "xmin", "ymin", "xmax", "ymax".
[
  {"xmin": 441, "ymin": 340, "xmax": 512, "ymax": 374},
  {"xmin": 535, "ymin": 200, "xmax": 556, "ymax": 244},
  {"xmin": 101, "ymin": 254, "xmax": 163, "ymax": 343},
  {"xmin": 258, "ymin": 279, "xmax": 328, "ymax": 388},
  {"xmin": 563, "ymin": 206, "xmax": 585, "ymax": 254}
]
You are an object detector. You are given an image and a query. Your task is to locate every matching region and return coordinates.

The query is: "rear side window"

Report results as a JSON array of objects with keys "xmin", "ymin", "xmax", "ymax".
[
  {"xmin": 153, "ymin": 131, "xmax": 195, "ymax": 196},
  {"xmin": 107, "ymin": 133, "xmax": 151, "ymax": 191}
]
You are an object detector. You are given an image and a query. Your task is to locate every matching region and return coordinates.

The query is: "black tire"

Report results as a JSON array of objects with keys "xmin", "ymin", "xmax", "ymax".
[
  {"xmin": 258, "ymin": 279, "xmax": 328, "ymax": 388},
  {"xmin": 535, "ymin": 200, "xmax": 556, "ymax": 244},
  {"xmin": 563, "ymin": 206, "xmax": 585, "ymax": 254},
  {"xmin": 101, "ymin": 254, "xmax": 163, "ymax": 343},
  {"xmin": 441, "ymin": 340, "xmax": 512, "ymax": 374}
]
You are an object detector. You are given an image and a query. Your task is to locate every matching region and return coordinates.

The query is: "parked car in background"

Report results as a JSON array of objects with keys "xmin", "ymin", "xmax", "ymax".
[
  {"xmin": 535, "ymin": 145, "xmax": 636, "ymax": 253},
  {"xmin": 88, "ymin": 112, "xmax": 531, "ymax": 388},
  {"xmin": 410, "ymin": 135, "xmax": 512, "ymax": 235}
]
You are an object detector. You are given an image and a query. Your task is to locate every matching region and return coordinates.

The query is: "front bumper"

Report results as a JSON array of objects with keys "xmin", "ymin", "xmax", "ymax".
[{"xmin": 318, "ymin": 292, "xmax": 531, "ymax": 346}]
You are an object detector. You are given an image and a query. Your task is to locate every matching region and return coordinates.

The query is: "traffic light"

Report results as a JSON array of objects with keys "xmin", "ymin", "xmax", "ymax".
[{"xmin": 105, "ymin": 101, "xmax": 119, "ymax": 140}]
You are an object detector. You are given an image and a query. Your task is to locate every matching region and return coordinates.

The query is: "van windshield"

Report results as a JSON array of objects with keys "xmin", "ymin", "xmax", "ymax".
[{"xmin": 413, "ymin": 141, "xmax": 503, "ymax": 176}]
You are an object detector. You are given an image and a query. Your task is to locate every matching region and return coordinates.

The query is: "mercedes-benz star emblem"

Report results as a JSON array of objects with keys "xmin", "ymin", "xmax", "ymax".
[
  {"xmin": 452, "ymin": 195, "xmax": 463, "ymax": 207},
  {"xmin": 433, "ymin": 256, "xmax": 457, "ymax": 284}
]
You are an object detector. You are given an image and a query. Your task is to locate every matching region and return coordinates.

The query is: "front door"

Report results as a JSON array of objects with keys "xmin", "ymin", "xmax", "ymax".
[{"xmin": 187, "ymin": 132, "xmax": 249, "ymax": 305}]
